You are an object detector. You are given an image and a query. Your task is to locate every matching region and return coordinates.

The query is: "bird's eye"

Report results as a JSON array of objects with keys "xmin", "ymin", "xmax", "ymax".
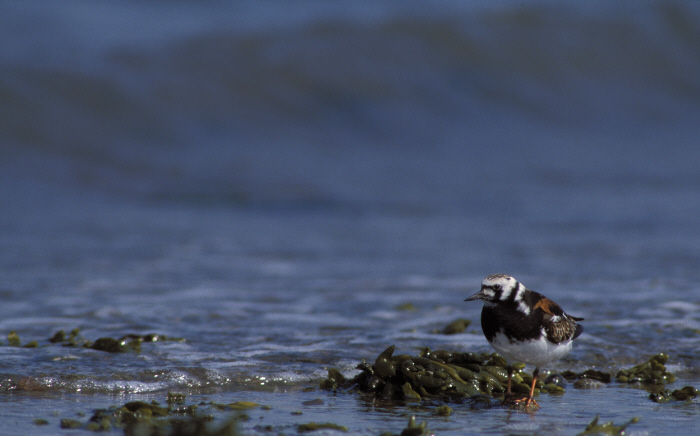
[{"xmin": 492, "ymin": 284, "xmax": 502, "ymax": 291}]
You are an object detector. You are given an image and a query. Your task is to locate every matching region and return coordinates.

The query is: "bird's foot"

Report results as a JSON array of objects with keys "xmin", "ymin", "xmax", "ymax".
[
  {"xmin": 502, "ymin": 393, "xmax": 540, "ymax": 410},
  {"xmin": 523, "ymin": 396, "xmax": 540, "ymax": 409}
]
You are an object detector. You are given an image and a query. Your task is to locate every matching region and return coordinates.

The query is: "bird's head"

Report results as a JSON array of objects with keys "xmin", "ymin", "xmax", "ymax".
[{"xmin": 465, "ymin": 274, "xmax": 518, "ymax": 304}]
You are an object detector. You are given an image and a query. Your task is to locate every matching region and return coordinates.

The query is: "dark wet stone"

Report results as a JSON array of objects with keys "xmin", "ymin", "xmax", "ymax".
[
  {"xmin": 574, "ymin": 378, "xmax": 605, "ymax": 389},
  {"xmin": 580, "ymin": 369, "xmax": 612, "ymax": 383},
  {"xmin": 561, "ymin": 370, "xmax": 578, "ymax": 380},
  {"xmin": 544, "ymin": 373, "xmax": 567, "ymax": 388}
]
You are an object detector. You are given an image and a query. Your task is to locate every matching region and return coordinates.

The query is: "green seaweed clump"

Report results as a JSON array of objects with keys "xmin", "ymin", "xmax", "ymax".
[
  {"xmin": 46, "ymin": 329, "xmax": 185, "ymax": 353},
  {"xmin": 7, "ymin": 331, "xmax": 21, "ymax": 347},
  {"xmin": 209, "ymin": 401, "xmax": 260, "ymax": 411},
  {"xmin": 577, "ymin": 415, "xmax": 640, "ymax": 435},
  {"xmin": 56, "ymin": 394, "xmax": 242, "ymax": 435},
  {"xmin": 90, "ymin": 337, "xmax": 142, "ymax": 353},
  {"xmin": 320, "ymin": 345, "xmax": 528, "ymax": 404},
  {"xmin": 49, "ymin": 328, "xmax": 83, "ymax": 345},
  {"xmin": 297, "ymin": 422, "xmax": 348, "ymax": 432},
  {"xmin": 433, "ymin": 405, "xmax": 453, "ymax": 416},
  {"xmin": 4, "ymin": 331, "xmax": 39, "ymax": 348},
  {"xmin": 616, "ymin": 353, "xmax": 675, "ymax": 385},
  {"xmin": 88, "ymin": 333, "xmax": 184, "ymax": 353},
  {"xmin": 441, "ymin": 318, "xmax": 471, "ymax": 335},
  {"xmin": 60, "ymin": 418, "xmax": 83, "ymax": 429},
  {"xmin": 319, "ymin": 368, "xmax": 346, "ymax": 390},
  {"xmin": 649, "ymin": 385, "xmax": 699, "ymax": 403},
  {"xmin": 379, "ymin": 415, "xmax": 430, "ymax": 436},
  {"xmin": 167, "ymin": 392, "xmax": 187, "ymax": 405}
]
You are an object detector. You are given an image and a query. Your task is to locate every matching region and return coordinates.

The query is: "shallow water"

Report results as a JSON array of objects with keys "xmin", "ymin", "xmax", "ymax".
[{"xmin": 2, "ymin": 0, "xmax": 700, "ymax": 434}]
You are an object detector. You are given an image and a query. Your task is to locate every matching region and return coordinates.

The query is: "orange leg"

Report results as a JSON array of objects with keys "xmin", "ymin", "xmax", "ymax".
[{"xmin": 524, "ymin": 367, "xmax": 541, "ymax": 409}]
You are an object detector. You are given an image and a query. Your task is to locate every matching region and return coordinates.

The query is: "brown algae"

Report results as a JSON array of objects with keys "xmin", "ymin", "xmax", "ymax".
[
  {"xmin": 441, "ymin": 319, "xmax": 471, "ymax": 335},
  {"xmin": 381, "ymin": 415, "xmax": 430, "ymax": 436},
  {"xmin": 1, "ymin": 329, "xmax": 186, "ymax": 353},
  {"xmin": 616, "ymin": 353, "xmax": 676, "ymax": 385},
  {"xmin": 50, "ymin": 393, "xmax": 244, "ymax": 435},
  {"xmin": 649, "ymin": 385, "xmax": 699, "ymax": 403},
  {"xmin": 321, "ymin": 345, "xmax": 538, "ymax": 404},
  {"xmin": 297, "ymin": 422, "xmax": 348, "ymax": 432},
  {"xmin": 321, "ymin": 345, "xmax": 682, "ymax": 411},
  {"xmin": 577, "ymin": 415, "xmax": 640, "ymax": 435}
]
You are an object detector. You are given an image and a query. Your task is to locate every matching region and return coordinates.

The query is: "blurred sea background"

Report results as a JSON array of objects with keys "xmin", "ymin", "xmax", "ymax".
[{"xmin": 1, "ymin": 1, "xmax": 700, "ymax": 434}]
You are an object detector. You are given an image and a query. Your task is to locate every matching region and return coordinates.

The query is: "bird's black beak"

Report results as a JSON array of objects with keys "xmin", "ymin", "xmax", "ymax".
[{"xmin": 465, "ymin": 289, "xmax": 485, "ymax": 302}]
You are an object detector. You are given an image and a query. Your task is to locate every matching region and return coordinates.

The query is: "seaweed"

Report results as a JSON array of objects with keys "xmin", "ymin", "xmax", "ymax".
[
  {"xmin": 649, "ymin": 385, "xmax": 699, "ymax": 403},
  {"xmin": 46, "ymin": 329, "xmax": 185, "ymax": 353},
  {"xmin": 59, "ymin": 418, "xmax": 83, "ymax": 429},
  {"xmin": 4, "ymin": 329, "xmax": 185, "ymax": 354},
  {"xmin": 297, "ymin": 422, "xmax": 348, "ymax": 432},
  {"xmin": 562, "ymin": 369, "xmax": 613, "ymax": 386},
  {"xmin": 440, "ymin": 319, "xmax": 471, "ymax": 335},
  {"xmin": 564, "ymin": 356, "xmax": 678, "ymax": 391},
  {"xmin": 433, "ymin": 405, "xmax": 453, "ymax": 416},
  {"xmin": 7, "ymin": 331, "xmax": 20, "ymax": 347},
  {"xmin": 379, "ymin": 416, "xmax": 430, "ymax": 436},
  {"xmin": 90, "ymin": 337, "xmax": 141, "ymax": 353},
  {"xmin": 209, "ymin": 401, "xmax": 260, "ymax": 411},
  {"xmin": 167, "ymin": 392, "xmax": 187, "ymax": 405},
  {"xmin": 616, "ymin": 353, "xmax": 676, "ymax": 385},
  {"xmin": 50, "ymin": 393, "xmax": 244, "ymax": 434},
  {"xmin": 577, "ymin": 416, "xmax": 640, "ymax": 435},
  {"xmin": 320, "ymin": 345, "xmax": 548, "ymax": 405},
  {"xmin": 4, "ymin": 331, "xmax": 39, "ymax": 348}
]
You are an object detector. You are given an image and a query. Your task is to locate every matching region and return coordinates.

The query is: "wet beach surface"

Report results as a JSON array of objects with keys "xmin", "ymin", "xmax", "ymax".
[
  {"xmin": 1, "ymin": 200, "xmax": 699, "ymax": 434},
  {"xmin": 2, "ymin": 1, "xmax": 700, "ymax": 434}
]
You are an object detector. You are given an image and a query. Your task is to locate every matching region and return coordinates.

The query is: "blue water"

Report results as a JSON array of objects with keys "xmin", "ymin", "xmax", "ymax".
[{"xmin": 1, "ymin": 0, "xmax": 700, "ymax": 434}]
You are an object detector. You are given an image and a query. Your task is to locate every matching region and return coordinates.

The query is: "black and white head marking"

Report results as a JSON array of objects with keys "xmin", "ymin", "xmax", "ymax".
[{"xmin": 474, "ymin": 274, "xmax": 531, "ymax": 315}]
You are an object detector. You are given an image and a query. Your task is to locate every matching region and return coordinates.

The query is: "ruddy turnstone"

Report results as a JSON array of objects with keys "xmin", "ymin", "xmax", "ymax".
[{"xmin": 465, "ymin": 274, "xmax": 584, "ymax": 408}]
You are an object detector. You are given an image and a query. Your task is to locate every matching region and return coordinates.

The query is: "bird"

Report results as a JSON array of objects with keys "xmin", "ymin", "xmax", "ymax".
[{"xmin": 465, "ymin": 274, "xmax": 584, "ymax": 408}]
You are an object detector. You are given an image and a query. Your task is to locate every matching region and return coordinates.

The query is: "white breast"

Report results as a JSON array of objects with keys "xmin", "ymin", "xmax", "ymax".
[{"xmin": 488, "ymin": 329, "xmax": 573, "ymax": 368}]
